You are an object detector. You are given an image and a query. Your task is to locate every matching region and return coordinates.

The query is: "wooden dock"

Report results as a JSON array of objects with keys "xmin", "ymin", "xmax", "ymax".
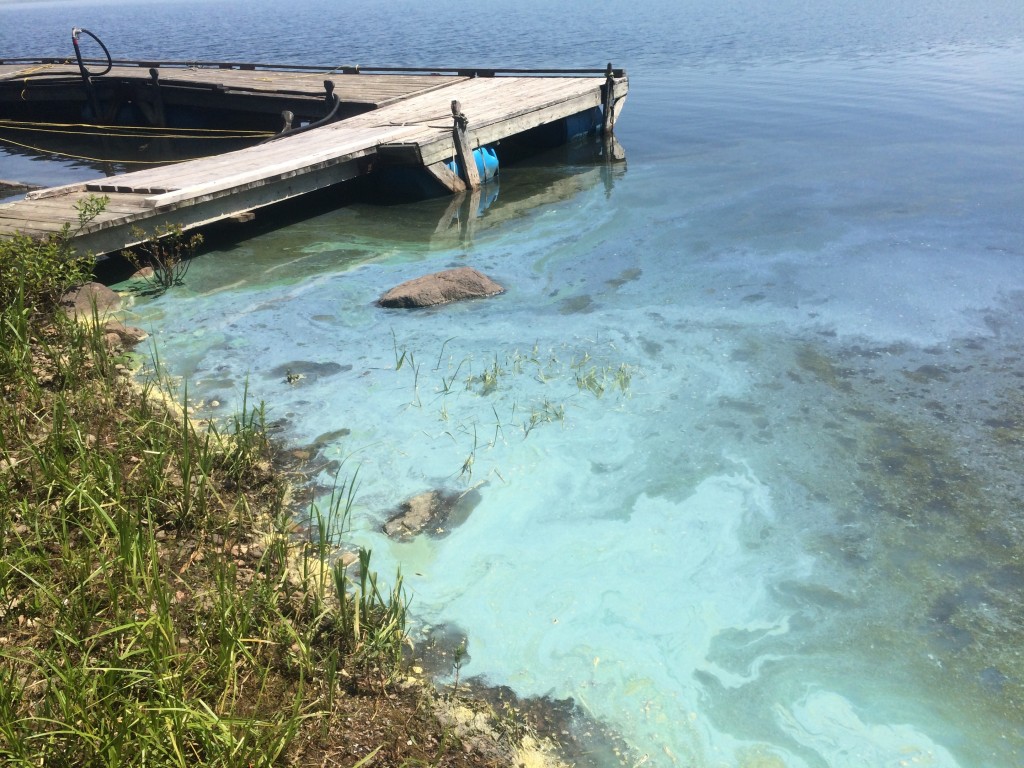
[{"xmin": 0, "ymin": 60, "xmax": 627, "ymax": 256}]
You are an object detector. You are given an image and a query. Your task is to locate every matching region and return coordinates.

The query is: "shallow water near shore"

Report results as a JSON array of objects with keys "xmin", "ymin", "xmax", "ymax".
[{"xmin": 5, "ymin": 0, "xmax": 1024, "ymax": 765}]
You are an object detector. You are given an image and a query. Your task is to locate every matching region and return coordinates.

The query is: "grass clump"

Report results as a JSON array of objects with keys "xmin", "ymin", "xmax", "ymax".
[{"xmin": 0, "ymin": 226, "xmax": 540, "ymax": 767}]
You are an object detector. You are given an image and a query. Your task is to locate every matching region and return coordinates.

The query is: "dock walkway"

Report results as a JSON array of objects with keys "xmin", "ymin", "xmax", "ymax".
[{"xmin": 0, "ymin": 62, "xmax": 627, "ymax": 256}]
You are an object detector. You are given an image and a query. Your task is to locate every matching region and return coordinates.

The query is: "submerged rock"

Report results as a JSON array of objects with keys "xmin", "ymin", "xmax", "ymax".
[
  {"xmin": 383, "ymin": 488, "xmax": 481, "ymax": 540},
  {"xmin": 378, "ymin": 267, "xmax": 503, "ymax": 308},
  {"xmin": 60, "ymin": 282, "xmax": 122, "ymax": 319},
  {"xmin": 267, "ymin": 360, "xmax": 350, "ymax": 384}
]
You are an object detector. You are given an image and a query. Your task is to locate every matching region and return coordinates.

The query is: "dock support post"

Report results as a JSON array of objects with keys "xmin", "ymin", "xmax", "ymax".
[
  {"xmin": 323, "ymin": 80, "xmax": 336, "ymax": 117},
  {"xmin": 147, "ymin": 68, "xmax": 167, "ymax": 128},
  {"xmin": 602, "ymin": 62, "xmax": 617, "ymax": 136},
  {"xmin": 451, "ymin": 100, "xmax": 480, "ymax": 190},
  {"xmin": 79, "ymin": 72, "xmax": 103, "ymax": 124}
]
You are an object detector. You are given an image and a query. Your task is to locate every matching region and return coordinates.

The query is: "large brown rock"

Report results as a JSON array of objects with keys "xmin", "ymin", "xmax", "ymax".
[
  {"xmin": 60, "ymin": 282, "xmax": 122, "ymax": 320},
  {"xmin": 378, "ymin": 267, "xmax": 503, "ymax": 308}
]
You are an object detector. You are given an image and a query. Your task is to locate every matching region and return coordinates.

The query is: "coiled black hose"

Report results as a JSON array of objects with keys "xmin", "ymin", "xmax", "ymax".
[{"xmin": 71, "ymin": 27, "xmax": 112, "ymax": 77}]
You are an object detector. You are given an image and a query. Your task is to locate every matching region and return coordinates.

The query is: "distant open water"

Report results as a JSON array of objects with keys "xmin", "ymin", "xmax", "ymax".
[{"xmin": 3, "ymin": 1, "xmax": 1024, "ymax": 765}]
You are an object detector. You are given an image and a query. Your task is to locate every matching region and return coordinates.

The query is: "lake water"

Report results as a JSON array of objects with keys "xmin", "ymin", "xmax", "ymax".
[{"xmin": 3, "ymin": 1, "xmax": 1024, "ymax": 765}]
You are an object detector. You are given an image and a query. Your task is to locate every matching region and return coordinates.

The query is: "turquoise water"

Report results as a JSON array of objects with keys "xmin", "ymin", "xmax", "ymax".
[{"xmin": 4, "ymin": 1, "xmax": 1024, "ymax": 765}]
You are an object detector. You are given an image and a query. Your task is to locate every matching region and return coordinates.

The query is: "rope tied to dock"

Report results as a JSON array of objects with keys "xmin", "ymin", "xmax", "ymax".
[
  {"xmin": 0, "ymin": 63, "xmax": 59, "ymax": 82},
  {"xmin": 0, "ymin": 134, "xmax": 212, "ymax": 164},
  {"xmin": 0, "ymin": 118, "xmax": 273, "ymax": 140}
]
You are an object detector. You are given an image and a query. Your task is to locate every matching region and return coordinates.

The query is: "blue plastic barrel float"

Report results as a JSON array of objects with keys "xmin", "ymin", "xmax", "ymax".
[{"xmin": 447, "ymin": 146, "xmax": 499, "ymax": 182}]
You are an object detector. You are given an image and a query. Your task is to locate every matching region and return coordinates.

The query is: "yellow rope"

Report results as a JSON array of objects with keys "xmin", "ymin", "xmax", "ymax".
[
  {"xmin": 0, "ymin": 123, "xmax": 271, "ymax": 141},
  {"xmin": 0, "ymin": 135, "xmax": 200, "ymax": 164},
  {"xmin": 0, "ymin": 63, "xmax": 59, "ymax": 80},
  {"xmin": 0, "ymin": 118, "xmax": 271, "ymax": 137}
]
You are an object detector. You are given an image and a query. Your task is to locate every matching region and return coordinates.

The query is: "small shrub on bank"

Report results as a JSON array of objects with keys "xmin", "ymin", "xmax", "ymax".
[
  {"xmin": 0, "ymin": 197, "xmax": 98, "ymax": 315},
  {"xmin": 122, "ymin": 222, "xmax": 202, "ymax": 294}
]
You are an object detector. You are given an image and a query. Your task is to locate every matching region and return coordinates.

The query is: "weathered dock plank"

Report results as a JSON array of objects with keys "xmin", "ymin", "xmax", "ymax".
[{"xmin": 140, "ymin": 126, "xmax": 422, "ymax": 209}]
